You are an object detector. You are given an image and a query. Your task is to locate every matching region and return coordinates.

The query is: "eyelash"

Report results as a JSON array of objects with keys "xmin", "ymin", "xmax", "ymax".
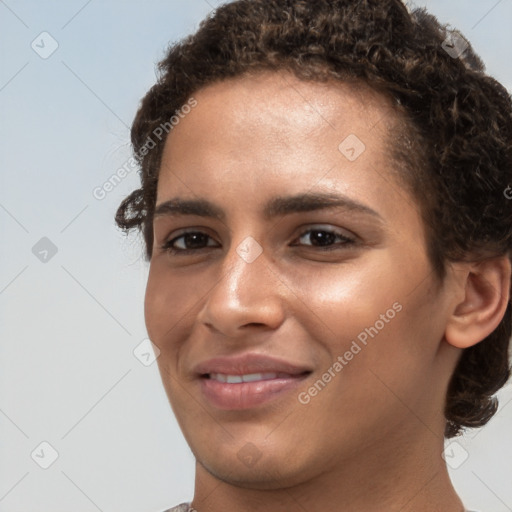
[{"xmin": 160, "ymin": 227, "xmax": 356, "ymax": 255}]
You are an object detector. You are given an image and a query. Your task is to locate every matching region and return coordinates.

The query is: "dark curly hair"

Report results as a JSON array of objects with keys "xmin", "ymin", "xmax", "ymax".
[{"xmin": 115, "ymin": 0, "xmax": 512, "ymax": 438}]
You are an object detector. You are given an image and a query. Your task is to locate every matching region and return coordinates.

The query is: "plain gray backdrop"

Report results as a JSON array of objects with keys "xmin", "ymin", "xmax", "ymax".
[{"xmin": 1, "ymin": 1, "xmax": 511, "ymax": 511}]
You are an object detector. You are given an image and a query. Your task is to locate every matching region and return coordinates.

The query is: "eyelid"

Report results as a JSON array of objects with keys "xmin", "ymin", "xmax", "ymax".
[{"xmin": 295, "ymin": 224, "xmax": 356, "ymax": 241}]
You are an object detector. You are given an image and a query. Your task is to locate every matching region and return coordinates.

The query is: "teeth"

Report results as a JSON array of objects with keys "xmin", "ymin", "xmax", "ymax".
[
  {"xmin": 210, "ymin": 372, "xmax": 279, "ymax": 383},
  {"xmin": 242, "ymin": 372, "xmax": 277, "ymax": 382}
]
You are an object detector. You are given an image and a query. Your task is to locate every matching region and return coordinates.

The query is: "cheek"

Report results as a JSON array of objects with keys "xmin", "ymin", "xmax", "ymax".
[
  {"xmin": 144, "ymin": 261, "xmax": 196, "ymax": 340},
  {"xmin": 288, "ymin": 256, "xmax": 401, "ymax": 345},
  {"xmin": 144, "ymin": 267, "xmax": 169, "ymax": 341},
  {"xmin": 144, "ymin": 266, "xmax": 194, "ymax": 407},
  {"xmin": 144, "ymin": 273, "xmax": 191, "ymax": 387},
  {"xmin": 293, "ymin": 253, "xmax": 439, "ymax": 393},
  {"xmin": 323, "ymin": 287, "xmax": 442, "ymax": 417}
]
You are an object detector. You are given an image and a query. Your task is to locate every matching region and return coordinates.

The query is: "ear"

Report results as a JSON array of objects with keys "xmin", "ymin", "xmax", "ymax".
[{"xmin": 444, "ymin": 256, "xmax": 511, "ymax": 349}]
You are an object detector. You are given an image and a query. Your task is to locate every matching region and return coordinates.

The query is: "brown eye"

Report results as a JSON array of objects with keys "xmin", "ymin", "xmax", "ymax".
[
  {"xmin": 294, "ymin": 227, "xmax": 355, "ymax": 250},
  {"xmin": 161, "ymin": 231, "xmax": 219, "ymax": 254}
]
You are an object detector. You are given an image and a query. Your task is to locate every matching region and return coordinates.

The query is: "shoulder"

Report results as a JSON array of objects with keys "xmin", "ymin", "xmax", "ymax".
[{"xmin": 160, "ymin": 504, "xmax": 191, "ymax": 512}]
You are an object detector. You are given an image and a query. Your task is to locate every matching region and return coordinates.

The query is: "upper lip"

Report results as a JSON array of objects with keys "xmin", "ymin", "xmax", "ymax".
[{"xmin": 194, "ymin": 353, "xmax": 312, "ymax": 377}]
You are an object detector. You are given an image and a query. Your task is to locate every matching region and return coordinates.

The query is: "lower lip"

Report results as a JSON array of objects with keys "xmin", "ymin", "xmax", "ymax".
[{"xmin": 200, "ymin": 374, "xmax": 309, "ymax": 410}]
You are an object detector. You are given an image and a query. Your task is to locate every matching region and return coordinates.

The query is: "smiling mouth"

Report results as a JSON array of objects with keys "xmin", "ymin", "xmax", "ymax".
[
  {"xmin": 199, "ymin": 371, "xmax": 312, "ymax": 410},
  {"xmin": 204, "ymin": 372, "xmax": 309, "ymax": 383}
]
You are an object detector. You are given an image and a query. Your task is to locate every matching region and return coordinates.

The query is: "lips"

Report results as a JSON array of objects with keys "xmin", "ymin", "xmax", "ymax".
[
  {"xmin": 194, "ymin": 354, "xmax": 312, "ymax": 377},
  {"xmin": 209, "ymin": 372, "xmax": 292, "ymax": 383},
  {"xmin": 194, "ymin": 354, "xmax": 312, "ymax": 410}
]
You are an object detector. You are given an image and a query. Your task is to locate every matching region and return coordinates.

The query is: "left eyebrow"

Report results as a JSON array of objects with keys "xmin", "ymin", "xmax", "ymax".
[{"xmin": 153, "ymin": 191, "xmax": 384, "ymax": 223}]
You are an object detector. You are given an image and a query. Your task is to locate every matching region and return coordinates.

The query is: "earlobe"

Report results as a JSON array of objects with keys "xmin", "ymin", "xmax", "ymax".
[{"xmin": 445, "ymin": 256, "xmax": 511, "ymax": 349}]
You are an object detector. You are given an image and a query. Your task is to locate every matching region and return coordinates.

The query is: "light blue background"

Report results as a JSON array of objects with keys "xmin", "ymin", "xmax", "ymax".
[{"xmin": 1, "ymin": 1, "xmax": 511, "ymax": 511}]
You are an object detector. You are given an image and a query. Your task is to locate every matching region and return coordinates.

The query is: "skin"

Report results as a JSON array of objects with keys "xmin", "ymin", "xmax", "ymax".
[{"xmin": 144, "ymin": 71, "xmax": 511, "ymax": 512}]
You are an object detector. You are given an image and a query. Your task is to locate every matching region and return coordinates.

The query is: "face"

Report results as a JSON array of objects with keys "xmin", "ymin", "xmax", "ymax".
[{"xmin": 145, "ymin": 71, "xmax": 460, "ymax": 488}]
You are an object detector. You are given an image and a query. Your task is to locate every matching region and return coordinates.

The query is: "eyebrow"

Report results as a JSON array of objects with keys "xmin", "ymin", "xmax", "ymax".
[{"xmin": 153, "ymin": 192, "xmax": 384, "ymax": 223}]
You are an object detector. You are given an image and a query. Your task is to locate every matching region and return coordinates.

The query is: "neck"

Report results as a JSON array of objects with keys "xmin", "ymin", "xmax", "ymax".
[{"xmin": 190, "ymin": 425, "xmax": 465, "ymax": 512}]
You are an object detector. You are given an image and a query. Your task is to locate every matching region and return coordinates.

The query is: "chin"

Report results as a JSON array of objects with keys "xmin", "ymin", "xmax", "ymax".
[
  {"xmin": 198, "ymin": 454, "xmax": 311, "ymax": 490},
  {"xmin": 190, "ymin": 432, "xmax": 325, "ymax": 491}
]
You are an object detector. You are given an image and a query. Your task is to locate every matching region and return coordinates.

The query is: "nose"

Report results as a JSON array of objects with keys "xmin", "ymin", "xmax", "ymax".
[{"xmin": 196, "ymin": 236, "xmax": 286, "ymax": 338}]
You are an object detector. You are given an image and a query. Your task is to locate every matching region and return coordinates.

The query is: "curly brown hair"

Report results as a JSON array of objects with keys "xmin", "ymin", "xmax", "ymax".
[{"xmin": 115, "ymin": 0, "xmax": 512, "ymax": 438}]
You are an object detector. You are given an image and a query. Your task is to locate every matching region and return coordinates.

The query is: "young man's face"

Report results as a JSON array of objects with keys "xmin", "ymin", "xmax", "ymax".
[{"xmin": 144, "ymin": 72, "xmax": 461, "ymax": 488}]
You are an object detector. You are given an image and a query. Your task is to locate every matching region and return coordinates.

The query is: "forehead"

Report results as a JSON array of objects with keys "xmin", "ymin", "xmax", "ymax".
[
  {"xmin": 166, "ymin": 71, "xmax": 397, "ymax": 149},
  {"xmin": 156, "ymin": 71, "xmax": 412, "ymax": 221}
]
